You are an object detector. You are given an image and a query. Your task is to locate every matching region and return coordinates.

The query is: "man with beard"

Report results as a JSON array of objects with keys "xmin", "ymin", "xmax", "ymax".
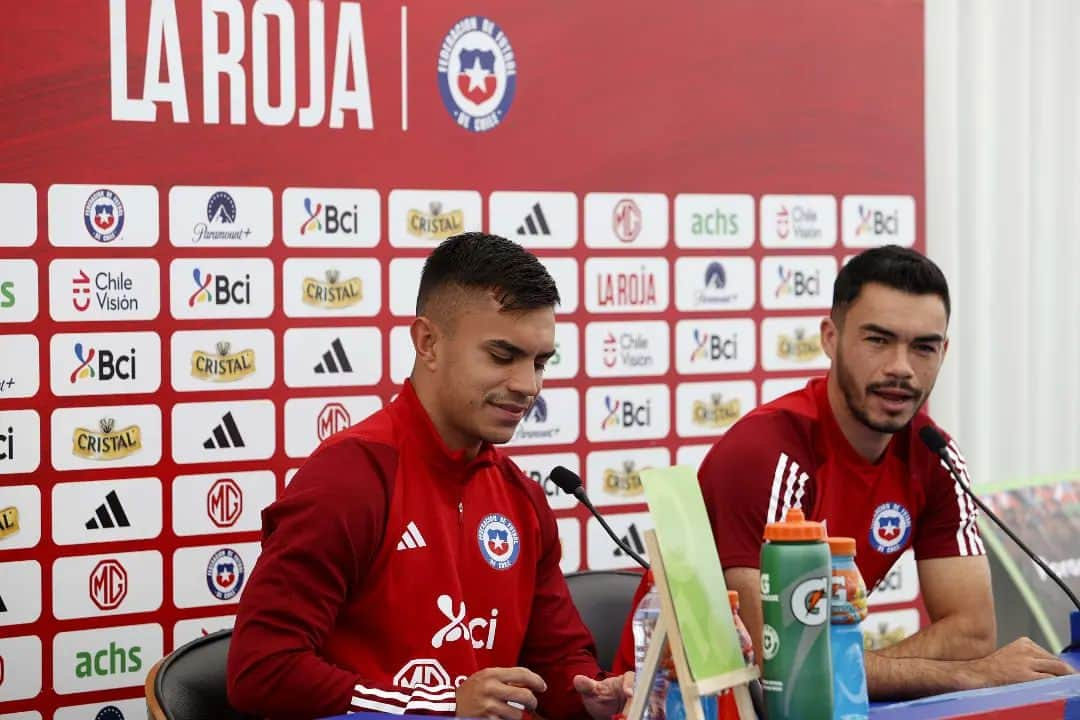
[{"xmin": 613, "ymin": 245, "xmax": 1072, "ymax": 697}]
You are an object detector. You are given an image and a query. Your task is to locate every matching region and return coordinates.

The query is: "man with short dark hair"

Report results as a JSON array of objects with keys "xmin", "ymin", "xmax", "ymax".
[
  {"xmin": 229, "ymin": 233, "xmax": 632, "ymax": 719},
  {"xmin": 614, "ymin": 245, "xmax": 1072, "ymax": 697}
]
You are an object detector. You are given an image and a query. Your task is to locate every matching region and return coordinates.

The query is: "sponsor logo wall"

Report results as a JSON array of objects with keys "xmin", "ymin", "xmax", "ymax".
[{"xmin": 0, "ymin": 2, "xmax": 924, "ymax": 715}]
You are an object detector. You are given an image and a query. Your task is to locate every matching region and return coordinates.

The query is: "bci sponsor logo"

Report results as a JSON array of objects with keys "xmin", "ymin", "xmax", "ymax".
[
  {"xmin": 302, "ymin": 269, "xmax": 363, "ymax": 309},
  {"xmin": 601, "ymin": 396, "xmax": 652, "ymax": 430},
  {"xmin": 777, "ymin": 329, "xmax": 823, "ymax": 362},
  {"xmin": 602, "ymin": 461, "xmax": 645, "ymax": 497},
  {"xmin": 856, "ymin": 205, "xmax": 900, "ymax": 239},
  {"xmin": 299, "ymin": 196, "xmax": 362, "ymax": 238},
  {"xmin": 70, "ymin": 342, "xmax": 137, "ymax": 384},
  {"xmin": 692, "ymin": 394, "xmax": 742, "ymax": 429},
  {"xmin": 430, "ymin": 594, "xmax": 498, "ymax": 650},
  {"xmin": 191, "ymin": 342, "xmax": 255, "ymax": 383},
  {"xmin": 690, "ymin": 329, "xmax": 738, "ymax": 363},
  {"xmin": 73, "ymin": 418, "xmax": 142, "ymax": 461},
  {"xmin": 595, "ymin": 267, "xmax": 658, "ymax": 309},
  {"xmin": 774, "ymin": 265, "xmax": 822, "ymax": 299},
  {"xmin": 188, "ymin": 268, "xmax": 251, "ymax": 308}
]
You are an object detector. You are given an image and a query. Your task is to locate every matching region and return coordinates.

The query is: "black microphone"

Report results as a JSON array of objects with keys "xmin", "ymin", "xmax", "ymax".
[
  {"xmin": 919, "ymin": 425, "xmax": 1080, "ymax": 649},
  {"xmin": 550, "ymin": 466, "xmax": 650, "ymax": 570}
]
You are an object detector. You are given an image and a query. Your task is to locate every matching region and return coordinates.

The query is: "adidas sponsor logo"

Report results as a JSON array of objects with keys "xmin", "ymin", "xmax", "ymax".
[
  {"xmin": 614, "ymin": 523, "xmax": 645, "ymax": 557},
  {"xmin": 516, "ymin": 203, "xmax": 551, "ymax": 236},
  {"xmin": 314, "ymin": 338, "xmax": 353, "ymax": 375},
  {"xmin": 86, "ymin": 490, "xmax": 131, "ymax": 530},
  {"xmin": 396, "ymin": 521, "xmax": 427, "ymax": 551},
  {"xmin": 203, "ymin": 412, "xmax": 245, "ymax": 449}
]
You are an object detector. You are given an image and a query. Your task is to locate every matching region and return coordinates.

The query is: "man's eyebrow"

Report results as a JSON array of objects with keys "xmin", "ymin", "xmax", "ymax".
[
  {"xmin": 484, "ymin": 339, "xmax": 556, "ymax": 360},
  {"xmin": 859, "ymin": 323, "xmax": 944, "ymax": 343}
]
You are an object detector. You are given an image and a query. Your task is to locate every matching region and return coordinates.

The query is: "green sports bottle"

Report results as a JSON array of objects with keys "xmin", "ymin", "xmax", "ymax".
[{"xmin": 760, "ymin": 507, "xmax": 833, "ymax": 719}]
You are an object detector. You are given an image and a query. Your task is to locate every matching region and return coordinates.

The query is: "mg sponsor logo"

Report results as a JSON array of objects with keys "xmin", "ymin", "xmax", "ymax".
[
  {"xmin": 48, "ymin": 184, "xmax": 158, "ymax": 247},
  {"xmin": 673, "ymin": 256, "xmax": 755, "ymax": 311},
  {"xmin": 675, "ymin": 319, "xmax": 755, "ymax": 374},
  {"xmin": 50, "ymin": 259, "xmax": 160, "ymax": 322},
  {"xmin": 0, "ymin": 183, "xmax": 37, "ymax": 247},
  {"xmin": 283, "ymin": 257, "xmax": 381, "ymax": 317},
  {"xmin": 284, "ymin": 396, "xmax": 381, "ymax": 458},
  {"xmin": 676, "ymin": 381, "xmax": 756, "ymax": 438},
  {"xmin": 761, "ymin": 195, "xmax": 837, "ymax": 248},
  {"xmin": 760, "ymin": 256, "xmax": 837, "ymax": 310},
  {"xmin": 89, "ymin": 559, "xmax": 128, "ymax": 610},
  {"xmin": 673, "ymin": 193, "xmax": 755, "ymax": 248},
  {"xmin": 584, "ymin": 257, "xmax": 669, "ymax": 314},
  {"xmin": 586, "ymin": 447, "xmax": 670, "ymax": 507},
  {"xmin": 283, "ymin": 187, "xmax": 380, "ymax": 248},
  {"xmin": 53, "ymin": 551, "xmax": 162, "ymax": 620},
  {"xmin": 585, "ymin": 384, "xmax": 670, "ymax": 442},
  {"xmin": 0, "ymin": 259, "xmax": 39, "ymax": 323},
  {"xmin": 509, "ymin": 452, "xmax": 580, "ymax": 511},
  {"xmin": 584, "ymin": 192, "xmax": 668, "ymax": 248},
  {"xmin": 169, "ymin": 186, "xmax": 272, "ymax": 247},
  {"xmin": 506, "ymin": 387, "xmax": 580, "ymax": 448},
  {"xmin": 585, "ymin": 321, "xmax": 669, "ymax": 378},
  {"xmin": 51, "ymin": 332, "xmax": 161, "ymax": 396},
  {"xmin": 489, "ymin": 191, "xmax": 578, "ymax": 249},
  {"xmin": 388, "ymin": 190, "xmax": 482, "ymax": 248},
  {"xmin": 207, "ymin": 478, "xmax": 243, "ymax": 528},
  {"xmin": 761, "ymin": 317, "xmax": 830, "ymax": 372},
  {"xmin": 170, "ymin": 258, "xmax": 274, "ymax": 319},
  {"xmin": 842, "ymin": 195, "xmax": 915, "ymax": 248}
]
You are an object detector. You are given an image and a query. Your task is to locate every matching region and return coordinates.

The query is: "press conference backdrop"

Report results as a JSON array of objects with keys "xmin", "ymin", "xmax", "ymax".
[{"xmin": 0, "ymin": 1, "xmax": 923, "ymax": 716}]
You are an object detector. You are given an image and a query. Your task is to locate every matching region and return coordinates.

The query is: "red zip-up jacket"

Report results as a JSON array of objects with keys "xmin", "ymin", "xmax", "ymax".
[{"xmin": 228, "ymin": 381, "xmax": 601, "ymax": 719}]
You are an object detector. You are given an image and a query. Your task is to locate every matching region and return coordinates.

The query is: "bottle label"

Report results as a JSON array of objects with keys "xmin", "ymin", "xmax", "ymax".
[
  {"xmin": 790, "ymin": 577, "xmax": 829, "ymax": 626},
  {"xmin": 762, "ymin": 624, "xmax": 780, "ymax": 660}
]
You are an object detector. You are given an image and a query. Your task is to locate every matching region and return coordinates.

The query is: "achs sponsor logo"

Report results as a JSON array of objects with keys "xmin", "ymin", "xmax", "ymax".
[
  {"xmin": 207, "ymin": 478, "xmax": 243, "ymax": 529},
  {"xmin": 761, "ymin": 195, "xmax": 837, "ymax": 248},
  {"xmin": 73, "ymin": 418, "xmax": 142, "ymax": 461},
  {"xmin": 585, "ymin": 321, "xmax": 669, "ymax": 378},
  {"xmin": 0, "ymin": 504, "xmax": 19, "ymax": 540},
  {"xmin": 692, "ymin": 394, "xmax": 742, "ymax": 430},
  {"xmin": 75, "ymin": 640, "xmax": 141, "ymax": 679},
  {"xmin": 842, "ymin": 195, "xmax": 915, "ymax": 248},
  {"xmin": 674, "ymin": 193, "xmax": 755, "ymax": 248},
  {"xmin": 430, "ymin": 594, "xmax": 499, "ymax": 649},
  {"xmin": 316, "ymin": 402, "xmax": 352, "ymax": 441},
  {"xmin": 477, "ymin": 513, "xmax": 520, "ymax": 570},
  {"xmin": 870, "ymin": 502, "xmax": 912, "ymax": 554},
  {"xmin": 191, "ymin": 341, "xmax": 255, "ymax": 383},
  {"xmin": 408, "ymin": 202, "xmax": 465, "ymax": 241},
  {"xmin": 302, "ymin": 269, "xmax": 363, "ymax": 309},
  {"xmin": 437, "ymin": 15, "xmax": 517, "ymax": 133},
  {"xmin": 0, "ymin": 260, "xmax": 39, "ymax": 324},
  {"xmin": 394, "ymin": 657, "xmax": 464, "ymax": 692},
  {"xmin": 53, "ymin": 624, "xmax": 162, "ymax": 694},
  {"xmin": 206, "ymin": 548, "xmax": 245, "ymax": 600},
  {"xmin": 88, "ymin": 559, "xmax": 127, "ymax": 611},
  {"xmin": 585, "ymin": 258, "xmax": 669, "ymax": 313},
  {"xmin": 83, "ymin": 189, "xmax": 125, "ymax": 243}
]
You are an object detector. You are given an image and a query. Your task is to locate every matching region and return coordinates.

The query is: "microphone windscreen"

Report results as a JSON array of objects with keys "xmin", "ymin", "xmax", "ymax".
[
  {"xmin": 549, "ymin": 466, "xmax": 583, "ymax": 494},
  {"xmin": 918, "ymin": 425, "xmax": 948, "ymax": 454}
]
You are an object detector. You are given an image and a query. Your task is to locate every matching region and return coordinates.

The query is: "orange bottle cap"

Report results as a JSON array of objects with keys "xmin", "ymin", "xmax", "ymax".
[
  {"xmin": 827, "ymin": 536, "xmax": 857, "ymax": 556},
  {"xmin": 763, "ymin": 507, "xmax": 826, "ymax": 541},
  {"xmin": 727, "ymin": 590, "xmax": 739, "ymax": 610}
]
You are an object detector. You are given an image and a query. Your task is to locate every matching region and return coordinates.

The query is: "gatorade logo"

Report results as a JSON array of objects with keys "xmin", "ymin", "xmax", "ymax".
[
  {"xmin": 761, "ymin": 624, "xmax": 780, "ymax": 660},
  {"xmin": 790, "ymin": 577, "xmax": 829, "ymax": 626}
]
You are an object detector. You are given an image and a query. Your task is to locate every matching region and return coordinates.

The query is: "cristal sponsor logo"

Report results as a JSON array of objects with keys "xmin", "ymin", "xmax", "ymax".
[
  {"xmin": 514, "ymin": 396, "xmax": 557, "ymax": 440},
  {"xmin": 72, "ymin": 270, "xmax": 141, "ymax": 313},
  {"xmin": 696, "ymin": 262, "xmax": 739, "ymax": 305},
  {"xmin": 74, "ymin": 641, "xmax": 142, "ymax": 678},
  {"xmin": 70, "ymin": 342, "xmax": 137, "ymax": 384},
  {"xmin": 394, "ymin": 658, "xmax": 465, "ymax": 691},
  {"xmin": 83, "ymin": 188, "xmax": 125, "ymax": 244},
  {"xmin": 191, "ymin": 341, "xmax": 255, "ymax": 383},
  {"xmin": 612, "ymin": 198, "xmax": 642, "ymax": 243},
  {"xmin": 0, "ymin": 424, "xmax": 14, "ymax": 461},
  {"xmin": 601, "ymin": 332, "xmax": 654, "ymax": 369},
  {"xmin": 691, "ymin": 207, "xmax": 739, "ymax": 237},
  {"xmin": 408, "ymin": 202, "xmax": 464, "ymax": 241},
  {"xmin": 690, "ymin": 329, "xmax": 738, "ymax": 362},
  {"xmin": 89, "ymin": 559, "xmax": 128, "ymax": 611},
  {"xmin": 777, "ymin": 329, "xmax": 823, "ymax": 361},
  {"xmin": 856, "ymin": 204, "xmax": 899, "ymax": 238},
  {"xmin": 775, "ymin": 205, "xmax": 823, "ymax": 242},
  {"xmin": 317, "ymin": 402, "xmax": 352, "ymax": 441},
  {"xmin": 602, "ymin": 461, "xmax": 645, "ymax": 497},
  {"xmin": 207, "ymin": 478, "xmax": 243, "ymax": 528},
  {"xmin": 436, "ymin": 15, "xmax": 517, "ymax": 133},
  {"xmin": 595, "ymin": 267, "xmax": 657, "ymax": 308},
  {"xmin": 0, "ymin": 504, "xmax": 19, "ymax": 540},
  {"xmin": 774, "ymin": 265, "xmax": 821, "ymax": 299},
  {"xmin": 192, "ymin": 191, "xmax": 252, "ymax": 244},
  {"xmin": 302, "ymin": 269, "xmax": 363, "ymax": 309},
  {"xmin": 601, "ymin": 396, "xmax": 652, "ymax": 430},
  {"xmin": 299, "ymin": 197, "xmax": 361, "ymax": 237},
  {"xmin": 206, "ymin": 548, "xmax": 245, "ymax": 600},
  {"xmin": 430, "ymin": 594, "xmax": 499, "ymax": 650},
  {"xmin": 187, "ymin": 268, "xmax": 251, "ymax": 307},
  {"xmin": 73, "ymin": 418, "xmax": 142, "ymax": 461},
  {"xmin": 791, "ymin": 577, "xmax": 829, "ymax": 626},
  {"xmin": 692, "ymin": 394, "xmax": 741, "ymax": 429}
]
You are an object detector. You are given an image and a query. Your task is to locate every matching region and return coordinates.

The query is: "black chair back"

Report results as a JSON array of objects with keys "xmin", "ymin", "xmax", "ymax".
[
  {"xmin": 565, "ymin": 569, "xmax": 644, "ymax": 671},
  {"xmin": 149, "ymin": 629, "xmax": 256, "ymax": 720}
]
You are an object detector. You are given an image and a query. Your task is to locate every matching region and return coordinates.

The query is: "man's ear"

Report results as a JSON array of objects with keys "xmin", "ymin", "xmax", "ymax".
[
  {"xmin": 821, "ymin": 315, "xmax": 839, "ymax": 362},
  {"xmin": 411, "ymin": 315, "xmax": 441, "ymax": 372}
]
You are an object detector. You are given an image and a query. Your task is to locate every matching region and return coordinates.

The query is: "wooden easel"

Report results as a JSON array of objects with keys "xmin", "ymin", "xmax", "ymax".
[{"xmin": 623, "ymin": 530, "xmax": 759, "ymax": 720}]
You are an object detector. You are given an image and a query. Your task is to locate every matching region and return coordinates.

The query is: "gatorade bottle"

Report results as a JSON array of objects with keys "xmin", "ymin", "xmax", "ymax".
[
  {"xmin": 828, "ymin": 537, "xmax": 869, "ymax": 720},
  {"xmin": 760, "ymin": 507, "xmax": 833, "ymax": 720}
]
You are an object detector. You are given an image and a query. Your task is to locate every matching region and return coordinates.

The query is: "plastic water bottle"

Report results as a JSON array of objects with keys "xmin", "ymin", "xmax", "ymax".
[
  {"xmin": 760, "ymin": 507, "xmax": 833, "ymax": 720},
  {"xmin": 632, "ymin": 584, "xmax": 667, "ymax": 719},
  {"xmin": 828, "ymin": 537, "xmax": 869, "ymax": 720}
]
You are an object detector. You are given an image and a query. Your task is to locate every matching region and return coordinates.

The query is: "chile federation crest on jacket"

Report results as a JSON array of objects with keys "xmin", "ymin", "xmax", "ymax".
[{"xmin": 477, "ymin": 513, "xmax": 520, "ymax": 570}]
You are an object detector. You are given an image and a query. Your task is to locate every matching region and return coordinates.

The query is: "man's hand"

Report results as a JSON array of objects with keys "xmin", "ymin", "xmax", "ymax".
[
  {"xmin": 455, "ymin": 667, "xmax": 547, "ymax": 720},
  {"xmin": 573, "ymin": 671, "xmax": 634, "ymax": 720},
  {"xmin": 958, "ymin": 637, "xmax": 1075, "ymax": 689}
]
